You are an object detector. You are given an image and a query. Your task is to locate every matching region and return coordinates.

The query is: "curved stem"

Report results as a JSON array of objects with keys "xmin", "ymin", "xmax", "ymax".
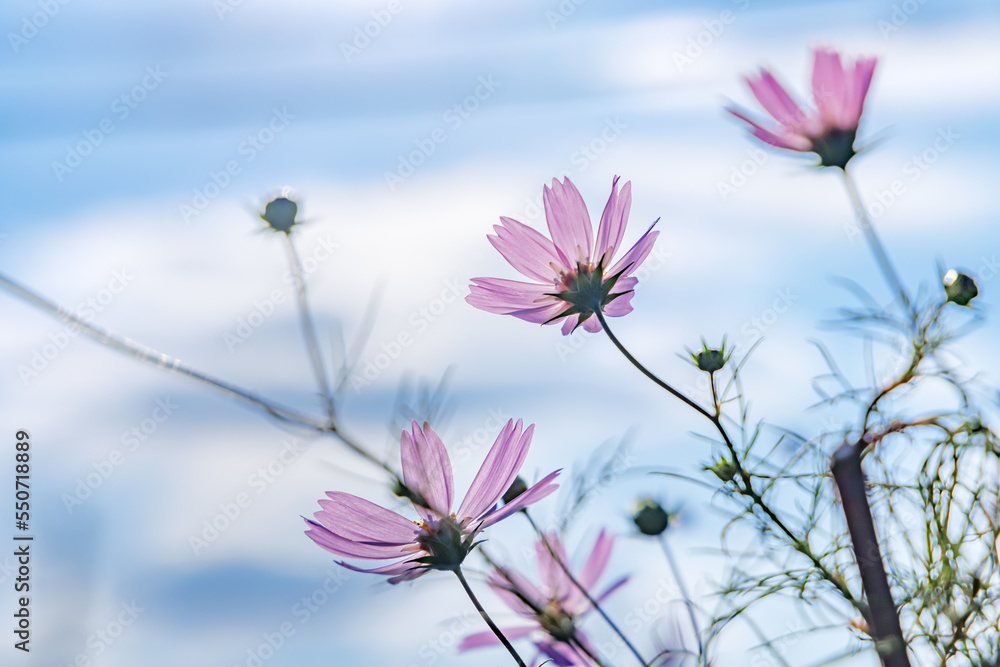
[
  {"xmin": 0, "ymin": 271, "xmax": 326, "ymax": 430},
  {"xmin": 0, "ymin": 271, "xmax": 404, "ymax": 486},
  {"xmin": 593, "ymin": 309, "xmax": 713, "ymax": 421},
  {"xmin": 595, "ymin": 310, "xmax": 869, "ymax": 619},
  {"xmin": 840, "ymin": 168, "xmax": 913, "ymax": 319},
  {"xmin": 657, "ymin": 533, "xmax": 703, "ymax": 662},
  {"xmin": 524, "ymin": 511, "xmax": 648, "ymax": 667},
  {"xmin": 454, "ymin": 567, "xmax": 528, "ymax": 667},
  {"xmin": 284, "ymin": 233, "xmax": 337, "ymax": 424}
]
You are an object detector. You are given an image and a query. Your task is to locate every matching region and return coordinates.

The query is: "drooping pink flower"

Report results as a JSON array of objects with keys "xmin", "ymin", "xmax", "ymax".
[
  {"xmin": 467, "ymin": 176, "xmax": 659, "ymax": 335},
  {"xmin": 460, "ymin": 530, "xmax": 628, "ymax": 665},
  {"xmin": 728, "ymin": 47, "xmax": 877, "ymax": 168},
  {"xmin": 305, "ymin": 420, "xmax": 559, "ymax": 584}
]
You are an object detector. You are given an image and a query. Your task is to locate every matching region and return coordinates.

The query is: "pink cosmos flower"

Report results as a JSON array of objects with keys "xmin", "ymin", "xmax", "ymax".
[
  {"xmin": 305, "ymin": 420, "xmax": 559, "ymax": 584},
  {"xmin": 467, "ymin": 176, "xmax": 659, "ymax": 335},
  {"xmin": 460, "ymin": 530, "xmax": 628, "ymax": 666},
  {"xmin": 728, "ymin": 47, "xmax": 877, "ymax": 168}
]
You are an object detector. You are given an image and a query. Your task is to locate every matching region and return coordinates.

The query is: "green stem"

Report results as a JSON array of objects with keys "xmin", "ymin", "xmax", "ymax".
[
  {"xmin": 284, "ymin": 233, "xmax": 337, "ymax": 424},
  {"xmin": 657, "ymin": 533, "xmax": 704, "ymax": 663},
  {"xmin": 595, "ymin": 310, "xmax": 869, "ymax": 620},
  {"xmin": 840, "ymin": 167, "xmax": 913, "ymax": 319},
  {"xmin": 454, "ymin": 567, "xmax": 528, "ymax": 667},
  {"xmin": 524, "ymin": 511, "xmax": 648, "ymax": 667},
  {"xmin": 593, "ymin": 309, "xmax": 713, "ymax": 422}
]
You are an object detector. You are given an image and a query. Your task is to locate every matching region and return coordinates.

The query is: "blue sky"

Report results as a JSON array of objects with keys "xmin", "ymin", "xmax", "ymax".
[{"xmin": 1, "ymin": 1, "xmax": 999, "ymax": 666}]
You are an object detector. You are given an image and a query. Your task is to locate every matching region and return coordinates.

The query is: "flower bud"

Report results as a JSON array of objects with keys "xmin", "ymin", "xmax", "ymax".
[
  {"xmin": 502, "ymin": 476, "xmax": 528, "ymax": 505},
  {"xmin": 632, "ymin": 498, "xmax": 670, "ymax": 535},
  {"xmin": 708, "ymin": 459, "xmax": 739, "ymax": 483},
  {"xmin": 696, "ymin": 349, "xmax": 725, "ymax": 373},
  {"xmin": 943, "ymin": 270, "xmax": 977, "ymax": 306},
  {"xmin": 260, "ymin": 196, "xmax": 299, "ymax": 234},
  {"xmin": 392, "ymin": 479, "xmax": 428, "ymax": 509}
]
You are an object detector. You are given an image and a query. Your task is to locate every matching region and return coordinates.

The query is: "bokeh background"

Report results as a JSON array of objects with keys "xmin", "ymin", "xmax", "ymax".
[{"xmin": 1, "ymin": 0, "xmax": 999, "ymax": 665}]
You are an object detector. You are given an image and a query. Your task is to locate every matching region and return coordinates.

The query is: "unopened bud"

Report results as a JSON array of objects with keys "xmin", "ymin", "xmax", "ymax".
[
  {"xmin": 502, "ymin": 476, "xmax": 527, "ymax": 505},
  {"xmin": 708, "ymin": 459, "xmax": 739, "ymax": 483},
  {"xmin": 632, "ymin": 498, "xmax": 669, "ymax": 536},
  {"xmin": 943, "ymin": 270, "xmax": 977, "ymax": 306},
  {"xmin": 261, "ymin": 196, "xmax": 299, "ymax": 234}
]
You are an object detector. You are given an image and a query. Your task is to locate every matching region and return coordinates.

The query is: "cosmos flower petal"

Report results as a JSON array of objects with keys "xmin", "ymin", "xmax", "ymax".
[
  {"xmin": 579, "ymin": 314, "xmax": 603, "ymax": 333},
  {"xmin": 458, "ymin": 420, "xmax": 532, "ymax": 521},
  {"xmin": 337, "ymin": 556, "xmax": 427, "ymax": 584},
  {"xmin": 747, "ymin": 70, "xmax": 808, "ymax": 129},
  {"xmin": 466, "ymin": 278, "xmax": 563, "ymax": 321},
  {"xmin": 490, "ymin": 216, "xmax": 566, "ymax": 282},
  {"xmin": 726, "ymin": 107, "xmax": 810, "ymax": 151},
  {"xmin": 537, "ymin": 638, "xmax": 588, "ymax": 666},
  {"xmin": 489, "ymin": 568, "xmax": 547, "ymax": 617},
  {"xmin": 603, "ymin": 292, "xmax": 635, "ymax": 317},
  {"xmin": 577, "ymin": 529, "xmax": 614, "ymax": 591},
  {"xmin": 594, "ymin": 575, "xmax": 630, "ymax": 605},
  {"xmin": 401, "ymin": 421, "xmax": 454, "ymax": 518},
  {"xmin": 544, "ymin": 177, "xmax": 594, "ymax": 266},
  {"xmin": 458, "ymin": 626, "xmax": 538, "ymax": 651},
  {"xmin": 304, "ymin": 519, "xmax": 412, "ymax": 560},
  {"xmin": 536, "ymin": 532, "xmax": 573, "ymax": 600},
  {"xmin": 811, "ymin": 48, "xmax": 847, "ymax": 125},
  {"xmin": 314, "ymin": 492, "xmax": 420, "ymax": 544},
  {"xmin": 845, "ymin": 56, "xmax": 877, "ymax": 129},
  {"xmin": 479, "ymin": 469, "xmax": 561, "ymax": 529},
  {"xmin": 595, "ymin": 176, "xmax": 632, "ymax": 265},
  {"xmin": 608, "ymin": 225, "xmax": 660, "ymax": 278}
]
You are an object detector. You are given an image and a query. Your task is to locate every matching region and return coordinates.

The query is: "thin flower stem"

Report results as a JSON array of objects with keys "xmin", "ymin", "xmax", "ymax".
[
  {"xmin": 0, "ymin": 271, "xmax": 405, "ymax": 485},
  {"xmin": 284, "ymin": 233, "xmax": 337, "ymax": 424},
  {"xmin": 595, "ymin": 310, "xmax": 869, "ymax": 619},
  {"xmin": 840, "ymin": 167, "xmax": 913, "ymax": 319},
  {"xmin": 523, "ymin": 511, "xmax": 648, "ymax": 667},
  {"xmin": 657, "ymin": 533, "xmax": 704, "ymax": 663},
  {"xmin": 453, "ymin": 567, "xmax": 528, "ymax": 667},
  {"xmin": 0, "ymin": 271, "xmax": 325, "ymax": 429},
  {"xmin": 571, "ymin": 635, "xmax": 610, "ymax": 667},
  {"xmin": 594, "ymin": 309, "xmax": 714, "ymax": 422}
]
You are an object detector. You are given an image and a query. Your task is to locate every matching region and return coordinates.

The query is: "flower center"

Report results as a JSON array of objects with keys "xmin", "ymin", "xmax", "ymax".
[
  {"xmin": 415, "ymin": 514, "xmax": 476, "ymax": 572},
  {"xmin": 537, "ymin": 599, "xmax": 576, "ymax": 642}
]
